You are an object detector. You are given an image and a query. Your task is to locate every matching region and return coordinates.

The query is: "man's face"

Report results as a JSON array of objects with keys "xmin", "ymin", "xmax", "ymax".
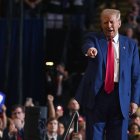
[
  {"xmin": 11, "ymin": 107, "xmax": 25, "ymax": 122},
  {"xmin": 47, "ymin": 120, "xmax": 58, "ymax": 133},
  {"xmin": 68, "ymin": 99, "xmax": 80, "ymax": 111},
  {"xmin": 101, "ymin": 14, "xmax": 121, "ymax": 39}
]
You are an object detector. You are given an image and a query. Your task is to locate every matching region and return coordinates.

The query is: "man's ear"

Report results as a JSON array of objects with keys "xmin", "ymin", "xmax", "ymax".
[{"xmin": 118, "ymin": 21, "xmax": 121, "ymax": 28}]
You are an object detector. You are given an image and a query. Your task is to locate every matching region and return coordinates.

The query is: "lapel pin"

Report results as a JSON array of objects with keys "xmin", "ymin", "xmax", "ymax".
[{"xmin": 123, "ymin": 46, "xmax": 125, "ymax": 49}]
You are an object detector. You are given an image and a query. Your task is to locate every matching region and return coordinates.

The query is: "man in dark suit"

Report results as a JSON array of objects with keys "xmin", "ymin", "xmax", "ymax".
[
  {"xmin": 75, "ymin": 9, "xmax": 140, "ymax": 140},
  {"xmin": 44, "ymin": 117, "xmax": 62, "ymax": 140}
]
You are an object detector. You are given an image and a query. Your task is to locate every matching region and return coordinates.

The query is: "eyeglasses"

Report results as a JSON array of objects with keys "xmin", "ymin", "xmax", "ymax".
[{"xmin": 12, "ymin": 111, "xmax": 22, "ymax": 115}]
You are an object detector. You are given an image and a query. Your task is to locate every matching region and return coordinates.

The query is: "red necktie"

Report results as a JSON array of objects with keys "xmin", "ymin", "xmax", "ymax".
[{"xmin": 104, "ymin": 39, "xmax": 114, "ymax": 94}]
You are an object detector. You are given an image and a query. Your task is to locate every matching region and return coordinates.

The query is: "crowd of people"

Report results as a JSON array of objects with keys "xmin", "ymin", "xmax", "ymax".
[{"xmin": 0, "ymin": 95, "xmax": 140, "ymax": 139}]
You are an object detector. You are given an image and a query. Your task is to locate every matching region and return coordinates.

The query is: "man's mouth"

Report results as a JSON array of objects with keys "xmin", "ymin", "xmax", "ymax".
[{"xmin": 108, "ymin": 30, "xmax": 113, "ymax": 33}]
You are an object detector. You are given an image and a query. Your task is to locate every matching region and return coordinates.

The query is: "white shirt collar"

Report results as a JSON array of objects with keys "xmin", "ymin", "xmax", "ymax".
[
  {"xmin": 47, "ymin": 132, "xmax": 57, "ymax": 140},
  {"xmin": 113, "ymin": 33, "xmax": 119, "ymax": 44}
]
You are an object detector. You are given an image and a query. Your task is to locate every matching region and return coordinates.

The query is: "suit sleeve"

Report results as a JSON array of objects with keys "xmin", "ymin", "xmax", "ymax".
[
  {"xmin": 131, "ymin": 41, "xmax": 140, "ymax": 105},
  {"xmin": 82, "ymin": 33, "xmax": 96, "ymax": 55}
]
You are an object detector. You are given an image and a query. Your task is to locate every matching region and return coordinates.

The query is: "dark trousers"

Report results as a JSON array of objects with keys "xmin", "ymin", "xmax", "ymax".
[{"xmin": 85, "ymin": 84, "xmax": 128, "ymax": 140}]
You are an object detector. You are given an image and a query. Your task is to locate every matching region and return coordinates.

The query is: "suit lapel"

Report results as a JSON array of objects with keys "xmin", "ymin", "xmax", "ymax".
[
  {"xmin": 119, "ymin": 35, "xmax": 126, "ymax": 79},
  {"xmin": 99, "ymin": 34, "xmax": 108, "ymax": 67}
]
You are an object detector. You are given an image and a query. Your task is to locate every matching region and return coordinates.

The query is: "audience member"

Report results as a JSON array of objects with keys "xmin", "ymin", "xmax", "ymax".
[
  {"xmin": 54, "ymin": 63, "xmax": 71, "ymax": 108},
  {"xmin": 57, "ymin": 122, "xmax": 65, "ymax": 137},
  {"xmin": 45, "ymin": 117, "xmax": 62, "ymax": 140},
  {"xmin": 69, "ymin": 115, "xmax": 86, "ymax": 140},
  {"xmin": 130, "ymin": 114, "xmax": 140, "ymax": 127},
  {"xmin": 3, "ymin": 118, "xmax": 24, "ymax": 140},
  {"xmin": 24, "ymin": 97, "xmax": 34, "ymax": 107},
  {"xmin": 47, "ymin": 94, "xmax": 64, "ymax": 119},
  {"xmin": 58, "ymin": 98, "xmax": 80, "ymax": 135},
  {"xmin": 0, "ymin": 105, "xmax": 7, "ymax": 130},
  {"xmin": 11, "ymin": 105, "xmax": 25, "ymax": 123},
  {"xmin": 128, "ymin": 123, "xmax": 140, "ymax": 139}
]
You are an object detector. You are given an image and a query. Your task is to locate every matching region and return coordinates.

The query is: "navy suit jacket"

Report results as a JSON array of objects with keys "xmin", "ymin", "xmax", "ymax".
[{"xmin": 75, "ymin": 32, "xmax": 140, "ymax": 118}]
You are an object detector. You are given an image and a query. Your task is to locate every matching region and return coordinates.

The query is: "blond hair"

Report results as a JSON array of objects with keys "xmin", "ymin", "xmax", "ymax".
[{"xmin": 101, "ymin": 9, "xmax": 121, "ymax": 21}]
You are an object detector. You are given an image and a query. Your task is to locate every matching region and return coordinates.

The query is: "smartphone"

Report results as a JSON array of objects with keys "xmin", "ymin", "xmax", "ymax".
[
  {"xmin": 56, "ymin": 105, "xmax": 63, "ymax": 111},
  {"xmin": 0, "ymin": 91, "xmax": 6, "ymax": 112}
]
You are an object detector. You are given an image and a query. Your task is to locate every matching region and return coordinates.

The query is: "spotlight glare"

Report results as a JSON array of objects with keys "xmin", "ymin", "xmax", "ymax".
[{"xmin": 45, "ymin": 62, "xmax": 54, "ymax": 66}]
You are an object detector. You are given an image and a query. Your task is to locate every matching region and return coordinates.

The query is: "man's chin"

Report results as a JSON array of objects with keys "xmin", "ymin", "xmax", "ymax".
[{"xmin": 106, "ymin": 33, "xmax": 114, "ymax": 39}]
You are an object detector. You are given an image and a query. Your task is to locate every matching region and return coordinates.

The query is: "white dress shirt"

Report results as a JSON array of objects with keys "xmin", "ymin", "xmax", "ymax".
[
  {"xmin": 47, "ymin": 132, "xmax": 57, "ymax": 140},
  {"xmin": 112, "ymin": 34, "xmax": 119, "ymax": 82}
]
